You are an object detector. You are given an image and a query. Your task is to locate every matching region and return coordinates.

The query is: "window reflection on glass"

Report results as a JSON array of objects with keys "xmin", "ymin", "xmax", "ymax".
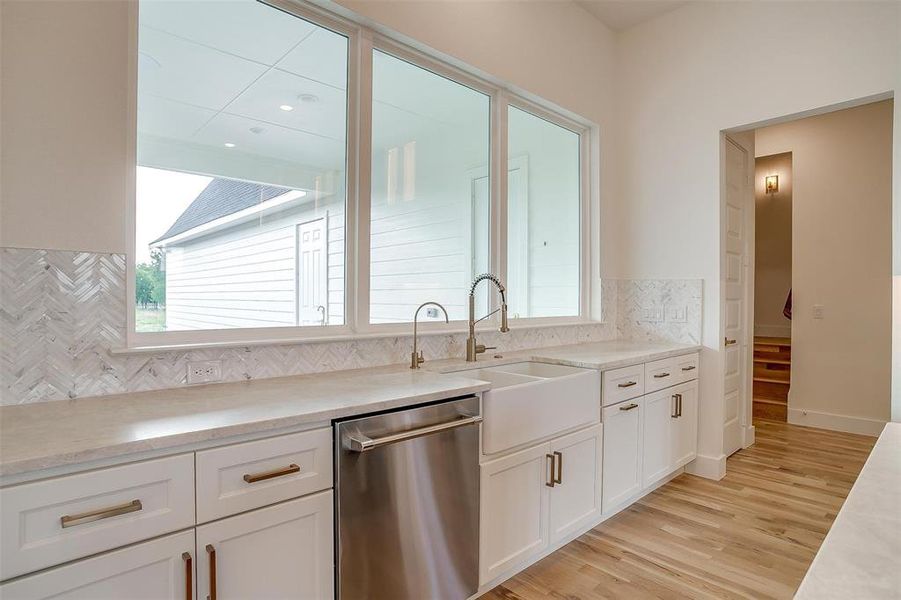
[
  {"xmin": 135, "ymin": 0, "xmax": 347, "ymax": 332},
  {"xmin": 370, "ymin": 50, "xmax": 491, "ymax": 323},
  {"xmin": 507, "ymin": 106, "xmax": 581, "ymax": 319}
]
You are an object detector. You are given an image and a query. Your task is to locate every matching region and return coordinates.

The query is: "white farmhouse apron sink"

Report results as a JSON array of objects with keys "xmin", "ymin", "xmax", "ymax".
[{"xmin": 450, "ymin": 362, "xmax": 600, "ymax": 455}]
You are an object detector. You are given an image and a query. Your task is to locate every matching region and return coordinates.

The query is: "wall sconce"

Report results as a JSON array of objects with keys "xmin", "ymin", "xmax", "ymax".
[{"xmin": 765, "ymin": 175, "xmax": 779, "ymax": 194}]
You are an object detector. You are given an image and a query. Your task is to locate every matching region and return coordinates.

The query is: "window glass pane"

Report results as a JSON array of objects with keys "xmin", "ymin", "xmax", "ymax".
[
  {"xmin": 370, "ymin": 50, "xmax": 490, "ymax": 323},
  {"xmin": 507, "ymin": 106, "xmax": 580, "ymax": 318},
  {"xmin": 135, "ymin": 0, "xmax": 347, "ymax": 332}
]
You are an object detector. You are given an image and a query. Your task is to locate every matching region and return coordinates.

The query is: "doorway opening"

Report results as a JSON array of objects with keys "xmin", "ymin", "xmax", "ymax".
[{"xmin": 722, "ymin": 97, "xmax": 893, "ymax": 444}]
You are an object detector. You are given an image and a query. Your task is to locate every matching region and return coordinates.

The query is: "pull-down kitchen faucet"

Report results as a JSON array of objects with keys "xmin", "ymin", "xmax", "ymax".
[{"xmin": 466, "ymin": 273, "xmax": 510, "ymax": 362}]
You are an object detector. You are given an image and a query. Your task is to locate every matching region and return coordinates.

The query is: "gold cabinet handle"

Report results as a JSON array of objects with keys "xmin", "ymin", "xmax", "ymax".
[
  {"xmin": 545, "ymin": 453, "xmax": 556, "ymax": 488},
  {"xmin": 681, "ymin": 365, "xmax": 696, "ymax": 371},
  {"xmin": 206, "ymin": 544, "xmax": 217, "ymax": 600},
  {"xmin": 243, "ymin": 463, "xmax": 300, "ymax": 484},
  {"xmin": 182, "ymin": 552, "xmax": 193, "ymax": 600},
  {"xmin": 653, "ymin": 372, "xmax": 670, "ymax": 379},
  {"xmin": 677, "ymin": 393, "xmax": 683, "ymax": 417},
  {"xmin": 619, "ymin": 403, "xmax": 639, "ymax": 411},
  {"xmin": 671, "ymin": 394, "xmax": 679, "ymax": 418},
  {"xmin": 60, "ymin": 499, "xmax": 142, "ymax": 528},
  {"xmin": 617, "ymin": 381, "xmax": 637, "ymax": 388},
  {"xmin": 553, "ymin": 451, "xmax": 563, "ymax": 485},
  {"xmin": 725, "ymin": 338, "xmax": 737, "ymax": 346}
]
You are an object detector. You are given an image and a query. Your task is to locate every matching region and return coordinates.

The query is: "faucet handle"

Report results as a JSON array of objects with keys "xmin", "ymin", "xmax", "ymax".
[{"xmin": 410, "ymin": 350, "xmax": 425, "ymax": 369}]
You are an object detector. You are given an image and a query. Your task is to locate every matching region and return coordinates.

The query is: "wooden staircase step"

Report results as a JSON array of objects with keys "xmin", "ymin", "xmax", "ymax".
[
  {"xmin": 753, "ymin": 357, "xmax": 791, "ymax": 365},
  {"xmin": 754, "ymin": 336, "xmax": 791, "ymax": 347},
  {"xmin": 754, "ymin": 376, "xmax": 790, "ymax": 385}
]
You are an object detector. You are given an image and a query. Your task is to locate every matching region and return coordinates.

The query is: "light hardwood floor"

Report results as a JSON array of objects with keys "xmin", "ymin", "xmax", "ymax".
[{"xmin": 482, "ymin": 420, "xmax": 876, "ymax": 600}]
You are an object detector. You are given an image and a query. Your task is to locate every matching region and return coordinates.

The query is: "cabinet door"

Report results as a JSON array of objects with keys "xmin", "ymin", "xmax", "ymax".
[
  {"xmin": 480, "ymin": 442, "xmax": 550, "ymax": 585},
  {"xmin": 602, "ymin": 399, "xmax": 643, "ymax": 513},
  {"xmin": 642, "ymin": 389, "xmax": 677, "ymax": 488},
  {"xmin": 549, "ymin": 424, "xmax": 603, "ymax": 544},
  {"xmin": 196, "ymin": 491, "xmax": 333, "ymax": 600},
  {"xmin": 672, "ymin": 382, "xmax": 699, "ymax": 467},
  {"xmin": 0, "ymin": 531, "xmax": 194, "ymax": 600}
]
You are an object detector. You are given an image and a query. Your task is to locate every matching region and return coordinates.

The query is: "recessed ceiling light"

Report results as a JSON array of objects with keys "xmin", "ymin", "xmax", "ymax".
[
  {"xmin": 298, "ymin": 93, "xmax": 319, "ymax": 104},
  {"xmin": 224, "ymin": 142, "xmax": 236, "ymax": 148},
  {"xmin": 279, "ymin": 104, "xmax": 294, "ymax": 112},
  {"xmin": 249, "ymin": 126, "xmax": 265, "ymax": 135}
]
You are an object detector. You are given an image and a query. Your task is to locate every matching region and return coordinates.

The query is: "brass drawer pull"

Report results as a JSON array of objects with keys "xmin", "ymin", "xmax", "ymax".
[
  {"xmin": 243, "ymin": 463, "xmax": 300, "ymax": 484},
  {"xmin": 619, "ymin": 403, "xmax": 639, "ymax": 411},
  {"xmin": 546, "ymin": 453, "xmax": 556, "ymax": 487},
  {"xmin": 553, "ymin": 451, "xmax": 563, "ymax": 484},
  {"xmin": 182, "ymin": 552, "xmax": 193, "ymax": 600},
  {"xmin": 671, "ymin": 394, "xmax": 679, "ymax": 418},
  {"xmin": 653, "ymin": 372, "xmax": 670, "ymax": 378},
  {"xmin": 677, "ymin": 393, "xmax": 683, "ymax": 417},
  {"xmin": 725, "ymin": 338, "xmax": 738, "ymax": 346},
  {"xmin": 206, "ymin": 544, "xmax": 217, "ymax": 600},
  {"xmin": 617, "ymin": 381, "xmax": 637, "ymax": 388},
  {"xmin": 60, "ymin": 499, "xmax": 142, "ymax": 528},
  {"xmin": 681, "ymin": 365, "xmax": 696, "ymax": 371}
]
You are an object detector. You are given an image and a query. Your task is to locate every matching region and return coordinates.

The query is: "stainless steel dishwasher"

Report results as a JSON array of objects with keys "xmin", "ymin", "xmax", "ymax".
[{"xmin": 335, "ymin": 395, "xmax": 481, "ymax": 600}]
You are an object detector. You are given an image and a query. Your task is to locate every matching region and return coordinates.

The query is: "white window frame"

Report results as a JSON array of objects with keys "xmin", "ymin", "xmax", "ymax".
[{"xmin": 125, "ymin": 0, "xmax": 596, "ymax": 350}]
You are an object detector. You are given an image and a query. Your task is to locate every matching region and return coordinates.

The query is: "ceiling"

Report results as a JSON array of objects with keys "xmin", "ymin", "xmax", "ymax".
[
  {"xmin": 576, "ymin": 0, "xmax": 688, "ymax": 31},
  {"xmin": 137, "ymin": 0, "xmax": 487, "ymax": 187}
]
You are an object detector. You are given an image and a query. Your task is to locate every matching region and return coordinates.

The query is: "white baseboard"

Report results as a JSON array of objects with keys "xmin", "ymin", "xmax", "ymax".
[
  {"xmin": 754, "ymin": 325, "xmax": 791, "ymax": 338},
  {"xmin": 684, "ymin": 453, "xmax": 726, "ymax": 480},
  {"xmin": 787, "ymin": 408, "xmax": 886, "ymax": 437},
  {"xmin": 742, "ymin": 424, "xmax": 756, "ymax": 448}
]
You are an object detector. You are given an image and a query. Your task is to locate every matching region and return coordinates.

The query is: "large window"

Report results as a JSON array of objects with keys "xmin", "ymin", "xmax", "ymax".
[
  {"xmin": 131, "ymin": 0, "xmax": 589, "ymax": 344},
  {"xmin": 135, "ymin": 0, "xmax": 348, "ymax": 332},
  {"xmin": 369, "ymin": 50, "xmax": 490, "ymax": 323}
]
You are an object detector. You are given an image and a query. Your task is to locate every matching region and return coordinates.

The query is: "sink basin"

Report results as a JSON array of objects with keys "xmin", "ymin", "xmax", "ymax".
[{"xmin": 452, "ymin": 362, "xmax": 601, "ymax": 455}]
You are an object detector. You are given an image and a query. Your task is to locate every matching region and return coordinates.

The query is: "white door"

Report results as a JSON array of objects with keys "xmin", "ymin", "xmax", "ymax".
[
  {"xmin": 297, "ymin": 218, "xmax": 328, "ymax": 326},
  {"xmin": 548, "ymin": 424, "xmax": 602, "ymax": 543},
  {"xmin": 0, "ymin": 531, "xmax": 193, "ymax": 600},
  {"xmin": 672, "ymin": 382, "xmax": 699, "ymax": 467},
  {"xmin": 641, "ymin": 389, "xmax": 675, "ymax": 487},
  {"xmin": 479, "ymin": 442, "xmax": 550, "ymax": 585},
  {"xmin": 196, "ymin": 491, "xmax": 334, "ymax": 600},
  {"xmin": 723, "ymin": 134, "xmax": 753, "ymax": 456},
  {"xmin": 601, "ymin": 399, "xmax": 643, "ymax": 513}
]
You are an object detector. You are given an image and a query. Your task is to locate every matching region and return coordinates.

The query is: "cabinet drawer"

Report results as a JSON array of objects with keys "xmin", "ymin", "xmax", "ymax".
[
  {"xmin": 674, "ymin": 353, "xmax": 699, "ymax": 383},
  {"xmin": 602, "ymin": 364, "xmax": 645, "ymax": 406},
  {"xmin": 0, "ymin": 454, "xmax": 194, "ymax": 581},
  {"xmin": 196, "ymin": 427, "xmax": 332, "ymax": 523},
  {"xmin": 645, "ymin": 358, "xmax": 677, "ymax": 392}
]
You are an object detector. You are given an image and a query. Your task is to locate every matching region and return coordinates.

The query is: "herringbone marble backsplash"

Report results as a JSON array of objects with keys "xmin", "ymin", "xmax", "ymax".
[{"xmin": 1, "ymin": 247, "xmax": 701, "ymax": 405}]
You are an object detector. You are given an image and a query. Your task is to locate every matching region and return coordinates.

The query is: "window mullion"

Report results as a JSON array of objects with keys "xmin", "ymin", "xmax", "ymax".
[
  {"xmin": 354, "ymin": 30, "xmax": 374, "ymax": 332},
  {"xmin": 493, "ymin": 91, "xmax": 509, "ymax": 310}
]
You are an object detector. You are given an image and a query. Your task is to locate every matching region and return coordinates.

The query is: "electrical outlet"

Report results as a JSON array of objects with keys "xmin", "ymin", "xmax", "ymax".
[
  {"xmin": 641, "ymin": 307, "xmax": 664, "ymax": 322},
  {"xmin": 667, "ymin": 305, "xmax": 687, "ymax": 323},
  {"xmin": 187, "ymin": 360, "xmax": 222, "ymax": 385}
]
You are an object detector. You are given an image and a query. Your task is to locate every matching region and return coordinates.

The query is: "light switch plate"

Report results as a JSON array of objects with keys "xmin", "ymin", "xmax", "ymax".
[
  {"xmin": 667, "ymin": 305, "xmax": 687, "ymax": 323},
  {"xmin": 641, "ymin": 307, "xmax": 664, "ymax": 322},
  {"xmin": 812, "ymin": 304, "xmax": 825, "ymax": 320},
  {"xmin": 187, "ymin": 360, "xmax": 223, "ymax": 385}
]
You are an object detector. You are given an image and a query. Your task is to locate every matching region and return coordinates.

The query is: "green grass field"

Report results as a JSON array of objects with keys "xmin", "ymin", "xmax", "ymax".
[{"xmin": 136, "ymin": 307, "xmax": 166, "ymax": 332}]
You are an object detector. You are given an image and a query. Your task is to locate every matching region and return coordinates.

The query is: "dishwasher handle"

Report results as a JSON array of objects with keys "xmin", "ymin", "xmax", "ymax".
[{"xmin": 346, "ymin": 414, "xmax": 482, "ymax": 452}]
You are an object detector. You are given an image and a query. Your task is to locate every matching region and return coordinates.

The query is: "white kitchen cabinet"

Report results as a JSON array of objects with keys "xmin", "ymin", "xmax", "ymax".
[
  {"xmin": 0, "ymin": 531, "xmax": 194, "ymax": 600},
  {"xmin": 641, "ymin": 388, "xmax": 678, "ymax": 487},
  {"xmin": 672, "ymin": 382, "xmax": 698, "ymax": 467},
  {"xmin": 196, "ymin": 491, "xmax": 334, "ymax": 600},
  {"xmin": 479, "ymin": 443, "xmax": 550, "ymax": 584},
  {"xmin": 602, "ymin": 399, "xmax": 643, "ymax": 512},
  {"xmin": 548, "ymin": 424, "xmax": 603, "ymax": 544}
]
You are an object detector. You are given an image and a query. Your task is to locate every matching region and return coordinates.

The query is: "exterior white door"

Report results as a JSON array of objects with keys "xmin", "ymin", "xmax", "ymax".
[
  {"xmin": 297, "ymin": 218, "xmax": 328, "ymax": 326},
  {"xmin": 723, "ymin": 134, "xmax": 753, "ymax": 456},
  {"xmin": 0, "ymin": 531, "xmax": 194, "ymax": 600},
  {"xmin": 548, "ymin": 424, "xmax": 602, "ymax": 543},
  {"xmin": 196, "ymin": 491, "xmax": 334, "ymax": 600},
  {"xmin": 479, "ymin": 442, "xmax": 550, "ymax": 585}
]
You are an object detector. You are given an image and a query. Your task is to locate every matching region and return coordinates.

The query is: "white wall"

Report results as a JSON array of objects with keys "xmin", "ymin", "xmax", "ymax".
[
  {"xmin": 753, "ymin": 152, "xmax": 792, "ymax": 339},
  {"xmin": 757, "ymin": 101, "xmax": 893, "ymax": 431},
  {"xmin": 616, "ymin": 1, "xmax": 899, "ymax": 458}
]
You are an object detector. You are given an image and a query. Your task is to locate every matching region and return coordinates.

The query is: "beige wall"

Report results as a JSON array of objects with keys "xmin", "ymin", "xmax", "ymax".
[
  {"xmin": 756, "ymin": 100, "xmax": 893, "ymax": 426},
  {"xmin": 617, "ymin": 1, "xmax": 898, "ymax": 455},
  {"xmin": 0, "ymin": 0, "xmax": 131, "ymax": 253},
  {"xmin": 753, "ymin": 152, "xmax": 793, "ymax": 339}
]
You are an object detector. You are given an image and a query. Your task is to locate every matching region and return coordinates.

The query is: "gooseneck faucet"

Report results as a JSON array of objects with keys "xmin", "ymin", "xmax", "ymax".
[
  {"xmin": 410, "ymin": 301, "xmax": 450, "ymax": 369},
  {"xmin": 466, "ymin": 273, "xmax": 510, "ymax": 362}
]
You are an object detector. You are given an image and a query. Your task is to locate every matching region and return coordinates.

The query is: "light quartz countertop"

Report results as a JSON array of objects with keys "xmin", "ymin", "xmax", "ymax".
[
  {"xmin": 0, "ymin": 340, "xmax": 699, "ymax": 480},
  {"xmin": 794, "ymin": 422, "xmax": 901, "ymax": 599}
]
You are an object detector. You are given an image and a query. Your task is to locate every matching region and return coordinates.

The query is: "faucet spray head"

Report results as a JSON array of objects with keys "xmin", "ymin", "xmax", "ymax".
[{"xmin": 500, "ymin": 303, "xmax": 509, "ymax": 333}]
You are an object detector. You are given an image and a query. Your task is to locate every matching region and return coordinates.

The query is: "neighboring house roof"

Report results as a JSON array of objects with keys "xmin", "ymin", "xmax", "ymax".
[{"xmin": 152, "ymin": 177, "xmax": 292, "ymax": 245}]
